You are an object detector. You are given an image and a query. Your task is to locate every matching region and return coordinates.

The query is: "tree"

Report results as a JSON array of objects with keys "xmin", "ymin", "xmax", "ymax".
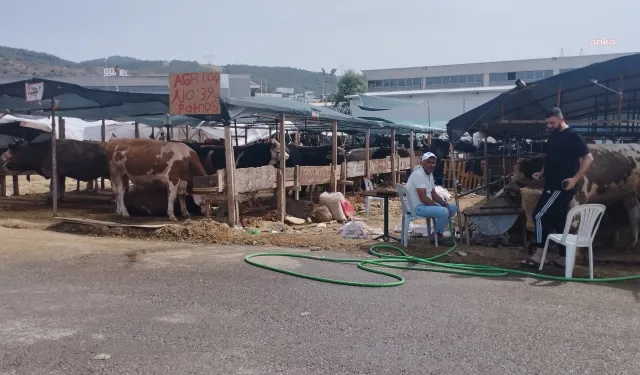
[{"xmin": 333, "ymin": 70, "xmax": 367, "ymax": 114}]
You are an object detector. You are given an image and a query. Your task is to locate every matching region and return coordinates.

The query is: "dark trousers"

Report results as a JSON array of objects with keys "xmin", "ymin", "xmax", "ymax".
[{"xmin": 532, "ymin": 189, "xmax": 575, "ymax": 257}]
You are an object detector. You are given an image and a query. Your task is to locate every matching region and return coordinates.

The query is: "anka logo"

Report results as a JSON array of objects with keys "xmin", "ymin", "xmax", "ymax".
[{"xmin": 590, "ymin": 37, "xmax": 616, "ymax": 46}]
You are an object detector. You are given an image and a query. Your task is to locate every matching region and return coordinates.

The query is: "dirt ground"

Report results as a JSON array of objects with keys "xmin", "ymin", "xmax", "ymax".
[{"xmin": 1, "ymin": 175, "xmax": 639, "ymax": 279}]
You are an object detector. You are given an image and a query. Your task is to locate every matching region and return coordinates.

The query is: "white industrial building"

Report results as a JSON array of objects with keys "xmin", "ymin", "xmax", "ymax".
[{"xmin": 349, "ymin": 52, "xmax": 637, "ymax": 129}]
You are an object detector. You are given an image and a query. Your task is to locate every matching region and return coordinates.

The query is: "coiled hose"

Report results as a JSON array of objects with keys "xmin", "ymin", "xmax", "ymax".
[{"xmin": 245, "ymin": 236, "xmax": 640, "ymax": 286}]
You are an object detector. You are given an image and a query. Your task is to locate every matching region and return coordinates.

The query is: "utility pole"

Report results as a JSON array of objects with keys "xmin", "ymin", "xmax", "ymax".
[{"xmin": 320, "ymin": 68, "xmax": 337, "ymax": 103}]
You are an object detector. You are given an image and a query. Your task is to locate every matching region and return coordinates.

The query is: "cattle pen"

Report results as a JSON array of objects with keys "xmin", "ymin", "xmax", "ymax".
[
  {"xmin": 445, "ymin": 52, "xmax": 640, "ymax": 249},
  {"xmin": 0, "ymin": 78, "xmax": 436, "ymax": 228}
]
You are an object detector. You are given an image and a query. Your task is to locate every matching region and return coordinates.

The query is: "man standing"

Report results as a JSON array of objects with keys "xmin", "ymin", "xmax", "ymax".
[
  {"xmin": 406, "ymin": 152, "xmax": 457, "ymax": 245},
  {"xmin": 522, "ymin": 107, "xmax": 594, "ymax": 267}
]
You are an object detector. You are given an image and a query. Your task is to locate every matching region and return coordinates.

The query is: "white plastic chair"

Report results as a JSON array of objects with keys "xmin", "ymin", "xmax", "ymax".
[
  {"xmin": 396, "ymin": 184, "xmax": 450, "ymax": 247},
  {"xmin": 539, "ymin": 204, "xmax": 606, "ymax": 279},
  {"xmin": 364, "ymin": 178, "xmax": 384, "ymax": 215}
]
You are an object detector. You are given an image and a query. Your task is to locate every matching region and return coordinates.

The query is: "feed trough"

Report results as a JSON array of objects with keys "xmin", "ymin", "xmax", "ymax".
[{"xmin": 466, "ymin": 196, "xmax": 522, "ymax": 236}]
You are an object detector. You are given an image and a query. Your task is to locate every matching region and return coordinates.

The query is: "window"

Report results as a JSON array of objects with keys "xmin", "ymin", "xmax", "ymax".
[
  {"xmin": 368, "ymin": 80, "xmax": 376, "ymax": 89},
  {"xmin": 507, "ymin": 72, "xmax": 516, "ymax": 80},
  {"xmin": 489, "ymin": 72, "xmax": 508, "ymax": 82}
]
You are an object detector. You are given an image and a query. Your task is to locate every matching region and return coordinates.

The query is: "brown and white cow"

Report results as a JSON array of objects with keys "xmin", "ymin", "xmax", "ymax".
[
  {"xmin": 513, "ymin": 144, "xmax": 640, "ymax": 246},
  {"xmin": 105, "ymin": 138, "xmax": 206, "ymax": 221}
]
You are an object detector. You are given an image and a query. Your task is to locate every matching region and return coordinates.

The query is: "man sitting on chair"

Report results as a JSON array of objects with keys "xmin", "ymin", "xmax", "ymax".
[{"xmin": 406, "ymin": 152, "xmax": 457, "ymax": 244}]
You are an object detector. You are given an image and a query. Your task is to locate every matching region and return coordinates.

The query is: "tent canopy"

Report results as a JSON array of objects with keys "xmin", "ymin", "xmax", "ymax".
[
  {"xmin": 446, "ymin": 53, "xmax": 640, "ymax": 142},
  {"xmin": 0, "ymin": 78, "xmax": 427, "ymax": 135}
]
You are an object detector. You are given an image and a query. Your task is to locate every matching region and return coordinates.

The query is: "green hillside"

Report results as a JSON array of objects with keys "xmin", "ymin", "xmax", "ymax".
[{"xmin": 0, "ymin": 46, "xmax": 338, "ymax": 94}]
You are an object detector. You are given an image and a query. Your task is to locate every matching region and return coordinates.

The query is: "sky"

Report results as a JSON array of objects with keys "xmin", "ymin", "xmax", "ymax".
[{"xmin": 1, "ymin": 0, "xmax": 639, "ymax": 73}]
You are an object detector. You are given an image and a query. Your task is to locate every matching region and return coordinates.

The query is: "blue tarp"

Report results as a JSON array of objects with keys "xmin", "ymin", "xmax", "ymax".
[{"xmin": 446, "ymin": 53, "xmax": 640, "ymax": 142}]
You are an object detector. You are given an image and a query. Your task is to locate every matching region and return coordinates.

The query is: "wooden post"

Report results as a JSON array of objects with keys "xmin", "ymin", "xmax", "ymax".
[
  {"xmin": 294, "ymin": 166, "xmax": 300, "ymax": 200},
  {"xmin": 185, "ymin": 125, "xmax": 190, "ymax": 141},
  {"xmin": 234, "ymin": 119, "xmax": 239, "ymax": 147},
  {"xmin": 9, "ymin": 173, "xmax": 19, "ymax": 196},
  {"xmin": 100, "ymin": 119, "xmax": 106, "ymax": 191},
  {"xmin": 484, "ymin": 135, "xmax": 489, "ymax": 199},
  {"xmin": 409, "ymin": 130, "xmax": 415, "ymax": 172},
  {"xmin": 278, "ymin": 113, "xmax": 286, "ymax": 222},
  {"xmin": 51, "ymin": 101, "xmax": 58, "ymax": 216},
  {"xmin": 0, "ymin": 176, "xmax": 6, "ymax": 197},
  {"xmin": 365, "ymin": 128, "xmax": 371, "ymax": 178},
  {"xmin": 556, "ymin": 83, "xmax": 562, "ymax": 106},
  {"xmin": 59, "ymin": 117, "xmax": 66, "ymax": 140},
  {"xmin": 244, "ymin": 125, "xmax": 248, "ymax": 145},
  {"xmin": 331, "ymin": 120, "xmax": 338, "ymax": 192},
  {"xmin": 449, "ymin": 145, "xmax": 463, "ymax": 241},
  {"xmin": 224, "ymin": 124, "xmax": 237, "ymax": 225},
  {"xmin": 502, "ymin": 132, "xmax": 507, "ymax": 188},
  {"xmin": 391, "ymin": 129, "xmax": 397, "ymax": 184},
  {"xmin": 295, "ymin": 131, "xmax": 301, "ymax": 145},
  {"xmin": 134, "ymin": 121, "xmax": 140, "ymax": 138}
]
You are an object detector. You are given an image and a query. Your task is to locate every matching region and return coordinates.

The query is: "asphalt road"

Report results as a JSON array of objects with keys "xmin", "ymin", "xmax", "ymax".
[{"xmin": 1, "ymin": 228, "xmax": 640, "ymax": 374}]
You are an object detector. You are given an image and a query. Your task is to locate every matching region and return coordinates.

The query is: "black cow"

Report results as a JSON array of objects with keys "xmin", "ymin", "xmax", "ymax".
[
  {"xmin": 0, "ymin": 139, "xmax": 110, "ymax": 201},
  {"xmin": 182, "ymin": 139, "xmax": 289, "ymax": 174},
  {"xmin": 124, "ymin": 184, "xmax": 204, "ymax": 217},
  {"xmin": 285, "ymin": 144, "xmax": 345, "ymax": 167}
]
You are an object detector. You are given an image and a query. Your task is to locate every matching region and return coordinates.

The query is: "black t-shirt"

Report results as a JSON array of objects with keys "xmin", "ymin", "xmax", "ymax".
[{"xmin": 543, "ymin": 127, "xmax": 589, "ymax": 191}]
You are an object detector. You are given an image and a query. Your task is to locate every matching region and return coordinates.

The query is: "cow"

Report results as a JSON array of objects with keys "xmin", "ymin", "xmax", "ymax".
[
  {"xmin": 184, "ymin": 138, "xmax": 289, "ymax": 175},
  {"xmin": 285, "ymin": 144, "xmax": 344, "ymax": 167},
  {"xmin": 105, "ymin": 138, "xmax": 207, "ymax": 221},
  {"xmin": 345, "ymin": 147, "xmax": 377, "ymax": 162},
  {"xmin": 512, "ymin": 144, "xmax": 640, "ymax": 247},
  {"xmin": 0, "ymin": 139, "xmax": 109, "ymax": 201},
  {"xmin": 123, "ymin": 183, "xmax": 204, "ymax": 217}
]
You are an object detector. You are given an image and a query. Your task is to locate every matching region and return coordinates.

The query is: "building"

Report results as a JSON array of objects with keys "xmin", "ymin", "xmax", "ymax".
[
  {"xmin": 350, "ymin": 52, "xmax": 637, "ymax": 130},
  {"xmin": 0, "ymin": 72, "xmax": 255, "ymax": 97},
  {"xmin": 363, "ymin": 52, "xmax": 635, "ymax": 92}
]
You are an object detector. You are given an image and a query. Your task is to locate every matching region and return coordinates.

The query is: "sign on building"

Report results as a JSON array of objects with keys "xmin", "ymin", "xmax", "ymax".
[
  {"xmin": 103, "ymin": 66, "xmax": 129, "ymax": 77},
  {"xmin": 169, "ymin": 72, "xmax": 221, "ymax": 115},
  {"xmin": 275, "ymin": 87, "xmax": 295, "ymax": 94},
  {"xmin": 24, "ymin": 82, "xmax": 44, "ymax": 102}
]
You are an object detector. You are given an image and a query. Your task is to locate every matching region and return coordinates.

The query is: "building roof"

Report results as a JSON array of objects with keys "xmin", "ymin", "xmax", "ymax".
[
  {"xmin": 362, "ymin": 52, "xmax": 636, "ymax": 74},
  {"xmin": 445, "ymin": 53, "xmax": 640, "ymax": 141},
  {"xmin": 346, "ymin": 85, "xmax": 514, "ymax": 99}
]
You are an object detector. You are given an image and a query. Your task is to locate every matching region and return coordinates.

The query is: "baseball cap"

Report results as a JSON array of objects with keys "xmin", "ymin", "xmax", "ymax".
[{"xmin": 421, "ymin": 152, "xmax": 437, "ymax": 161}]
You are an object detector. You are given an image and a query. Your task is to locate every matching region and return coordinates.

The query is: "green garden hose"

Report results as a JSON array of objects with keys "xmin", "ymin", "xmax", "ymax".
[{"xmin": 244, "ymin": 236, "xmax": 640, "ymax": 286}]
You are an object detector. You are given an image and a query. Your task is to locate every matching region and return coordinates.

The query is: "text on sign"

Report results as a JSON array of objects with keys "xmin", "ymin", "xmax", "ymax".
[{"xmin": 169, "ymin": 72, "xmax": 221, "ymax": 115}]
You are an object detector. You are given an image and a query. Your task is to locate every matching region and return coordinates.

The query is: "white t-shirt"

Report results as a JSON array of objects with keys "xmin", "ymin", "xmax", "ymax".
[{"xmin": 406, "ymin": 166, "xmax": 435, "ymax": 212}]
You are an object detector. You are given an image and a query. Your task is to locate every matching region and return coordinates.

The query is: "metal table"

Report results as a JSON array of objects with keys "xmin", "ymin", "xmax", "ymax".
[{"xmin": 358, "ymin": 189, "xmax": 401, "ymax": 242}]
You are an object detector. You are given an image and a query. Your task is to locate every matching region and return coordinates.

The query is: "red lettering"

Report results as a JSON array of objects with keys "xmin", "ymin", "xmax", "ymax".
[
  {"xmin": 171, "ymin": 89, "xmax": 184, "ymax": 104},
  {"xmin": 185, "ymin": 89, "xmax": 194, "ymax": 101}
]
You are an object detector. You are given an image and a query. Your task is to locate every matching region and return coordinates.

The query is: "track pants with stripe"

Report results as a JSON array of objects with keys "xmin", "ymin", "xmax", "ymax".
[{"xmin": 532, "ymin": 189, "xmax": 575, "ymax": 257}]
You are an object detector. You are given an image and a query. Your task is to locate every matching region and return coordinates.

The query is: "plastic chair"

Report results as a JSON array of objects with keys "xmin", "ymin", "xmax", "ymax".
[
  {"xmin": 364, "ymin": 177, "xmax": 384, "ymax": 215},
  {"xmin": 396, "ymin": 184, "xmax": 450, "ymax": 247},
  {"xmin": 539, "ymin": 204, "xmax": 606, "ymax": 279}
]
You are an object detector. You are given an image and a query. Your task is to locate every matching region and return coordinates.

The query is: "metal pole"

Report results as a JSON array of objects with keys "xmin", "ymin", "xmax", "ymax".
[
  {"xmin": 50, "ymin": 99, "xmax": 58, "ymax": 216},
  {"xmin": 449, "ymin": 145, "xmax": 463, "ymax": 241}
]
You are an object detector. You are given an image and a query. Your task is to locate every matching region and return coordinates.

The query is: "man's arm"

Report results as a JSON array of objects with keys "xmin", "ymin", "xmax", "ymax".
[
  {"xmin": 430, "ymin": 187, "xmax": 448, "ymax": 206},
  {"xmin": 416, "ymin": 188, "xmax": 438, "ymax": 206},
  {"xmin": 564, "ymin": 134, "xmax": 593, "ymax": 190},
  {"xmin": 573, "ymin": 153, "xmax": 594, "ymax": 182}
]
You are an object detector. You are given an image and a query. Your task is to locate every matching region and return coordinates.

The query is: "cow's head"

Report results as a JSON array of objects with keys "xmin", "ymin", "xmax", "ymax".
[
  {"xmin": 268, "ymin": 138, "xmax": 290, "ymax": 165},
  {"xmin": 0, "ymin": 142, "xmax": 31, "ymax": 172},
  {"xmin": 325, "ymin": 147, "xmax": 346, "ymax": 164}
]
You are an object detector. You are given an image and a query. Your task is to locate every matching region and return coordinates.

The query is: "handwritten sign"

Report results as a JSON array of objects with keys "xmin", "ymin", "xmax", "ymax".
[
  {"xmin": 25, "ymin": 82, "xmax": 44, "ymax": 102},
  {"xmin": 169, "ymin": 72, "xmax": 221, "ymax": 115}
]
